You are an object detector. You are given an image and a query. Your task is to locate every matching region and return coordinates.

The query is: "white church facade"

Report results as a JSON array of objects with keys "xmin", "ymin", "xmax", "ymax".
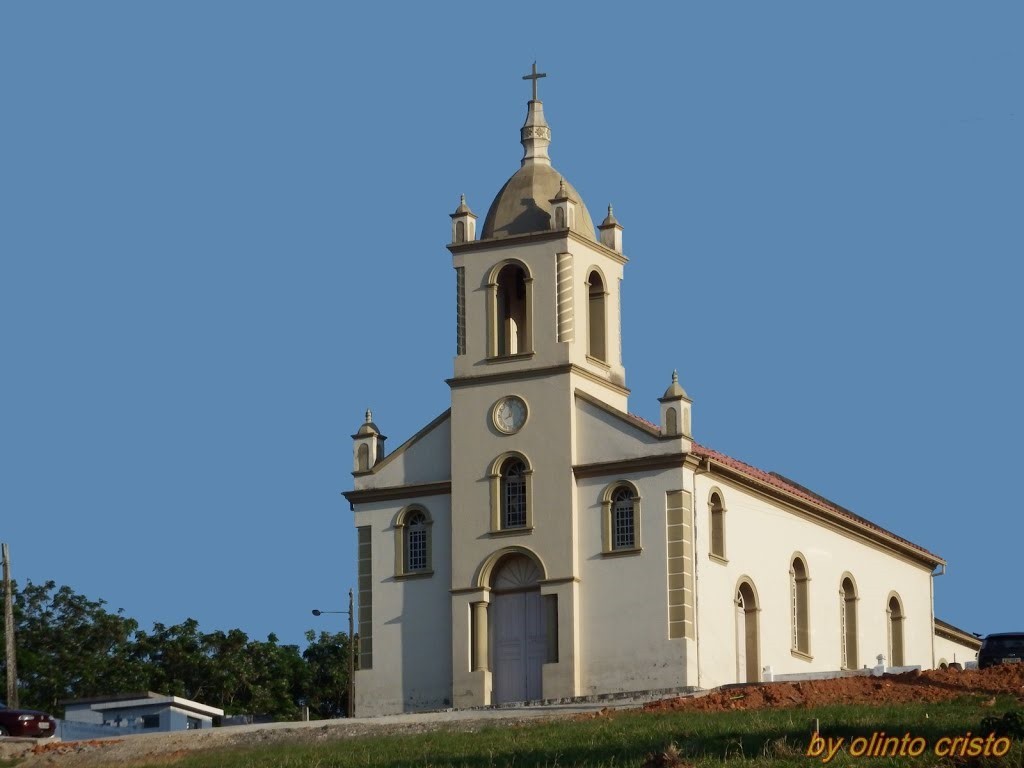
[{"xmin": 343, "ymin": 68, "xmax": 974, "ymax": 716}]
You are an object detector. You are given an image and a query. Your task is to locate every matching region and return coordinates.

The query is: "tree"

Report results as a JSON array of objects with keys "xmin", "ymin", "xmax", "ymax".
[
  {"xmin": 301, "ymin": 630, "xmax": 351, "ymax": 719},
  {"xmin": 0, "ymin": 580, "xmax": 145, "ymax": 711},
  {"xmin": 0, "ymin": 580, "xmax": 332, "ymax": 721},
  {"xmin": 132, "ymin": 618, "xmax": 212, "ymax": 702}
]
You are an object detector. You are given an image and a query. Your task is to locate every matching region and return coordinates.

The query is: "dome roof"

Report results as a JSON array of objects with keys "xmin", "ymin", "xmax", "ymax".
[
  {"xmin": 659, "ymin": 370, "xmax": 689, "ymax": 401},
  {"xmin": 355, "ymin": 409, "xmax": 380, "ymax": 437},
  {"xmin": 481, "ymin": 164, "xmax": 595, "ymax": 241}
]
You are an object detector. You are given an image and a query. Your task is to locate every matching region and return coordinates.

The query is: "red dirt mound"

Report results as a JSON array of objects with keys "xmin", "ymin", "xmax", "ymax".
[{"xmin": 643, "ymin": 666, "xmax": 1024, "ymax": 713}]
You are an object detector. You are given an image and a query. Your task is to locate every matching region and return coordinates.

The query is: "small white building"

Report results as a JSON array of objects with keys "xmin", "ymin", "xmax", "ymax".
[
  {"xmin": 934, "ymin": 619, "xmax": 982, "ymax": 668},
  {"xmin": 343, "ymin": 67, "xmax": 966, "ymax": 716},
  {"xmin": 63, "ymin": 692, "xmax": 222, "ymax": 735}
]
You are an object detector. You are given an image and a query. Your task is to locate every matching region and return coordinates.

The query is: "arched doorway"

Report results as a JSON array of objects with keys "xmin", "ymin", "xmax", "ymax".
[
  {"xmin": 887, "ymin": 594, "xmax": 905, "ymax": 667},
  {"xmin": 840, "ymin": 577, "xmax": 858, "ymax": 670},
  {"xmin": 491, "ymin": 553, "xmax": 545, "ymax": 703},
  {"xmin": 735, "ymin": 580, "xmax": 760, "ymax": 683}
]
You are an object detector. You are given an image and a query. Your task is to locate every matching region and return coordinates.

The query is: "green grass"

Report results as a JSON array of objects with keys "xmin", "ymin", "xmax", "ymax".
[{"xmin": 64, "ymin": 697, "xmax": 1024, "ymax": 768}]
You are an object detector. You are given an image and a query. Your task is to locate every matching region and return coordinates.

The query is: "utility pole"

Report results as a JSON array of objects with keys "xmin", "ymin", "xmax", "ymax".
[
  {"xmin": 2, "ymin": 543, "xmax": 17, "ymax": 708},
  {"xmin": 347, "ymin": 588, "xmax": 355, "ymax": 719}
]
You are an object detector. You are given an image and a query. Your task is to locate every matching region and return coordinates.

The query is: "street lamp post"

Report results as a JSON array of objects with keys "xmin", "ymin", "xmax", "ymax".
[{"xmin": 311, "ymin": 588, "xmax": 355, "ymax": 718}]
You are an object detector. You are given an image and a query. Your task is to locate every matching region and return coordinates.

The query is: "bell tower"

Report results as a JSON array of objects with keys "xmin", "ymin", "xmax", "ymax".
[
  {"xmin": 447, "ymin": 66, "xmax": 629, "ymax": 407},
  {"xmin": 445, "ymin": 65, "xmax": 636, "ymax": 708}
]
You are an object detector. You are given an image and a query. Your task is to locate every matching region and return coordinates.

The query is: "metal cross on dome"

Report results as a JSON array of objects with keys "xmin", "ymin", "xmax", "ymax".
[{"xmin": 522, "ymin": 61, "xmax": 547, "ymax": 101}]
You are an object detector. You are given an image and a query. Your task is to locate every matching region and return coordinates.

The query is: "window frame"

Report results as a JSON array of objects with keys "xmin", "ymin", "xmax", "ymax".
[
  {"xmin": 601, "ymin": 480, "xmax": 642, "ymax": 555},
  {"xmin": 488, "ymin": 452, "xmax": 534, "ymax": 534},
  {"xmin": 393, "ymin": 505, "xmax": 434, "ymax": 578},
  {"xmin": 708, "ymin": 489, "xmax": 727, "ymax": 563},
  {"xmin": 501, "ymin": 459, "xmax": 528, "ymax": 528},
  {"xmin": 790, "ymin": 554, "xmax": 811, "ymax": 659}
]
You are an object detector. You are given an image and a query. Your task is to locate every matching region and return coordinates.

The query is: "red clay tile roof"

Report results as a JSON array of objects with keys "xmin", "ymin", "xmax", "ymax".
[
  {"xmin": 691, "ymin": 441, "xmax": 943, "ymax": 565},
  {"xmin": 627, "ymin": 412, "xmax": 661, "ymax": 432}
]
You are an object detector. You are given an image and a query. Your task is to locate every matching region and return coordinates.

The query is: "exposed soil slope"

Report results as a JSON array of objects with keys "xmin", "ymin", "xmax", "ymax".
[{"xmin": 644, "ymin": 666, "xmax": 1024, "ymax": 713}]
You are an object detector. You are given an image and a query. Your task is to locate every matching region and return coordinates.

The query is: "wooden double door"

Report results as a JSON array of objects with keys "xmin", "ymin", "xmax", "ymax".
[{"xmin": 491, "ymin": 589, "xmax": 546, "ymax": 703}]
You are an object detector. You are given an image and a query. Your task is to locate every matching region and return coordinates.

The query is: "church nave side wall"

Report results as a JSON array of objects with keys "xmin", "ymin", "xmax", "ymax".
[{"xmin": 691, "ymin": 474, "xmax": 934, "ymax": 688}]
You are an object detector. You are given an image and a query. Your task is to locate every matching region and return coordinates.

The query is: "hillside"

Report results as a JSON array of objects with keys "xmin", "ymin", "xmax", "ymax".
[{"xmin": 4, "ymin": 665, "xmax": 1022, "ymax": 768}]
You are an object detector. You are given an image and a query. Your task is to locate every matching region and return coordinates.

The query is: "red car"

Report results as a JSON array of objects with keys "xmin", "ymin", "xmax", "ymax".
[{"xmin": 0, "ymin": 700, "xmax": 56, "ymax": 738}]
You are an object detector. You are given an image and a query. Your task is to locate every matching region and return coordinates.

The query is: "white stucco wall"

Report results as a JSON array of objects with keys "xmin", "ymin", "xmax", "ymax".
[
  {"xmin": 353, "ymin": 493, "xmax": 453, "ymax": 716},
  {"xmin": 369, "ymin": 416, "xmax": 451, "ymax": 489},
  {"xmin": 692, "ymin": 472, "xmax": 936, "ymax": 688},
  {"xmin": 576, "ymin": 467, "xmax": 690, "ymax": 694},
  {"xmin": 575, "ymin": 397, "xmax": 667, "ymax": 465}
]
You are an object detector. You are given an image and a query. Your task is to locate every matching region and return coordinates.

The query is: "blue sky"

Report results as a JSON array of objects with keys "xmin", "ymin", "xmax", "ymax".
[{"xmin": 2, "ymin": 2, "xmax": 1021, "ymax": 650}]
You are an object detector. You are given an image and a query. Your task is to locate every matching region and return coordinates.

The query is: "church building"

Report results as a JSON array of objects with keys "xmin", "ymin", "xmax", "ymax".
[{"xmin": 343, "ymin": 67, "xmax": 973, "ymax": 716}]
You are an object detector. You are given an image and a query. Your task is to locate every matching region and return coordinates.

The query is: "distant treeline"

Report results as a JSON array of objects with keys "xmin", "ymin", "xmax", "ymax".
[{"xmin": 0, "ymin": 581, "xmax": 352, "ymax": 720}]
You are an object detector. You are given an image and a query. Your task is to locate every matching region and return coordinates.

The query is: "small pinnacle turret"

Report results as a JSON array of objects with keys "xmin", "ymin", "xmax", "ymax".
[
  {"xmin": 450, "ymin": 194, "xmax": 477, "ymax": 243},
  {"xmin": 352, "ymin": 408, "xmax": 386, "ymax": 474},
  {"xmin": 659, "ymin": 370, "xmax": 692, "ymax": 440},
  {"xmin": 599, "ymin": 203, "xmax": 624, "ymax": 252},
  {"xmin": 550, "ymin": 178, "xmax": 572, "ymax": 203}
]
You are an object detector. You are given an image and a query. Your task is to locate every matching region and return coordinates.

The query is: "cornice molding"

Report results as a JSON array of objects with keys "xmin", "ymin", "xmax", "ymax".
[
  {"xmin": 447, "ymin": 229, "xmax": 628, "ymax": 265},
  {"xmin": 448, "ymin": 364, "xmax": 630, "ymax": 397},
  {"xmin": 343, "ymin": 481, "xmax": 451, "ymax": 506},
  {"xmin": 573, "ymin": 453, "xmax": 687, "ymax": 479}
]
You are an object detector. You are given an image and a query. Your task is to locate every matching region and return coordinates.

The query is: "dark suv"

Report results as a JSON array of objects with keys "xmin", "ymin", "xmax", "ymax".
[
  {"xmin": 978, "ymin": 633, "xmax": 1024, "ymax": 670},
  {"xmin": 0, "ymin": 700, "xmax": 56, "ymax": 738}
]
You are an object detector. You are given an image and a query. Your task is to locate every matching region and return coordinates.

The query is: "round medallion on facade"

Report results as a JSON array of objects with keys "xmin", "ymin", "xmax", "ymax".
[{"xmin": 492, "ymin": 396, "xmax": 528, "ymax": 435}]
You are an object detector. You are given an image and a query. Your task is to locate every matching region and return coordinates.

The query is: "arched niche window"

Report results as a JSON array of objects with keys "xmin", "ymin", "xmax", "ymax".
[
  {"xmin": 840, "ymin": 575, "xmax": 858, "ymax": 670},
  {"xmin": 488, "ymin": 453, "xmax": 534, "ymax": 532},
  {"xmin": 455, "ymin": 220, "xmax": 466, "ymax": 243},
  {"xmin": 356, "ymin": 444, "xmax": 370, "ymax": 472},
  {"xmin": 394, "ymin": 506, "xmax": 433, "ymax": 577},
  {"xmin": 665, "ymin": 407, "xmax": 678, "ymax": 436},
  {"xmin": 709, "ymin": 490, "xmax": 726, "ymax": 561},
  {"xmin": 601, "ymin": 481, "xmax": 641, "ymax": 554},
  {"xmin": 554, "ymin": 207, "xmax": 565, "ymax": 230},
  {"xmin": 587, "ymin": 269, "xmax": 607, "ymax": 362},
  {"xmin": 735, "ymin": 578, "xmax": 760, "ymax": 683},
  {"xmin": 887, "ymin": 593, "xmax": 905, "ymax": 667},
  {"xmin": 489, "ymin": 262, "xmax": 533, "ymax": 358},
  {"xmin": 790, "ymin": 555, "xmax": 810, "ymax": 656}
]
